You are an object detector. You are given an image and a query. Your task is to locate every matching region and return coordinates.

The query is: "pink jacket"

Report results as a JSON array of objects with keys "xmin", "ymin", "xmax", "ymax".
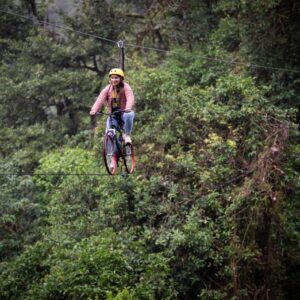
[{"xmin": 90, "ymin": 82, "xmax": 135, "ymax": 114}]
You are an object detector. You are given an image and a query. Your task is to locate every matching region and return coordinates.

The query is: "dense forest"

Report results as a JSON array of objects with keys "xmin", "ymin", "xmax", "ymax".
[{"xmin": 0, "ymin": 0, "xmax": 299, "ymax": 299}]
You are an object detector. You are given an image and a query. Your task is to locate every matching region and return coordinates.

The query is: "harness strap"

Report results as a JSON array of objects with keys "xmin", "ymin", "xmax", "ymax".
[{"xmin": 107, "ymin": 85, "xmax": 121, "ymax": 111}]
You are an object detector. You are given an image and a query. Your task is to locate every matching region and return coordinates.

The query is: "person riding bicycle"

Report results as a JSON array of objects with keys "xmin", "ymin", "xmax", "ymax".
[{"xmin": 89, "ymin": 68, "xmax": 135, "ymax": 144}]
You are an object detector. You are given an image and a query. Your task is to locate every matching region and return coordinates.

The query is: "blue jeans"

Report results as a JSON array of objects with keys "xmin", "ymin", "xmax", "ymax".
[{"xmin": 106, "ymin": 111, "xmax": 135, "ymax": 135}]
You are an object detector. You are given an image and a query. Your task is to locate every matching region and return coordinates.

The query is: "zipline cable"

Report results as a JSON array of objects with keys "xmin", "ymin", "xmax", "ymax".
[
  {"xmin": 0, "ymin": 9, "xmax": 165, "ymax": 52},
  {"xmin": 0, "ymin": 172, "xmax": 139, "ymax": 177},
  {"xmin": 0, "ymin": 173, "xmax": 111, "ymax": 176},
  {"xmin": 1, "ymin": 9, "xmax": 300, "ymax": 73},
  {"xmin": 0, "ymin": 9, "xmax": 116, "ymax": 44}
]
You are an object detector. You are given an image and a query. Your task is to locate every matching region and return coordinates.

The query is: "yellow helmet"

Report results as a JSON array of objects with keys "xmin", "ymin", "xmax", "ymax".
[{"xmin": 109, "ymin": 68, "xmax": 125, "ymax": 78}]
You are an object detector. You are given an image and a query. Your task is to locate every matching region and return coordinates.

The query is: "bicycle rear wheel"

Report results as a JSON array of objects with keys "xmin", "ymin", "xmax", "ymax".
[
  {"xmin": 123, "ymin": 143, "xmax": 134, "ymax": 174},
  {"xmin": 103, "ymin": 134, "xmax": 117, "ymax": 175}
]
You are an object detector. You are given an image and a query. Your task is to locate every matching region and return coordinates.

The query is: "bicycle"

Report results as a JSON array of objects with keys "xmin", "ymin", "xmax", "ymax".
[{"xmin": 96, "ymin": 110, "xmax": 135, "ymax": 175}]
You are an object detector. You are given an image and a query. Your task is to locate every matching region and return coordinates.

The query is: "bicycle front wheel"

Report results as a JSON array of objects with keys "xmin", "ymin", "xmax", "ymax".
[
  {"xmin": 123, "ymin": 143, "xmax": 135, "ymax": 174},
  {"xmin": 103, "ymin": 134, "xmax": 117, "ymax": 175}
]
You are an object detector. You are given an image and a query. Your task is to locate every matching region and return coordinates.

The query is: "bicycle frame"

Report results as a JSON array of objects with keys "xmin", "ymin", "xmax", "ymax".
[
  {"xmin": 107, "ymin": 119, "xmax": 123, "ymax": 158},
  {"xmin": 96, "ymin": 110, "xmax": 134, "ymax": 175}
]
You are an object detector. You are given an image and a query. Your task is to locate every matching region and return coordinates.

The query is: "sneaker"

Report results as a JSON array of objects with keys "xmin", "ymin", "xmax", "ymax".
[
  {"xmin": 109, "ymin": 159, "xmax": 115, "ymax": 170},
  {"xmin": 123, "ymin": 134, "xmax": 132, "ymax": 144}
]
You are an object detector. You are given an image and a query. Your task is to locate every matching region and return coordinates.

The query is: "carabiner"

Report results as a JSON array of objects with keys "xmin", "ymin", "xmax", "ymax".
[{"xmin": 117, "ymin": 40, "xmax": 125, "ymax": 49}]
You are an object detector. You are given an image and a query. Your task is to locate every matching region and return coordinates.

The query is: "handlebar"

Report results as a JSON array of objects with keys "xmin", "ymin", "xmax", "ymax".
[
  {"xmin": 95, "ymin": 109, "xmax": 126, "ymax": 116},
  {"xmin": 90, "ymin": 110, "xmax": 126, "ymax": 130}
]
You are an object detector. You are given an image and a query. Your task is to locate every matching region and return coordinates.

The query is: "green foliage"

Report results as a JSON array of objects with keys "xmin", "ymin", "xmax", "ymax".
[
  {"xmin": 0, "ymin": 159, "xmax": 43, "ymax": 260},
  {"xmin": 215, "ymin": 0, "xmax": 300, "ymax": 94},
  {"xmin": 28, "ymin": 231, "xmax": 132, "ymax": 299},
  {"xmin": 0, "ymin": 241, "xmax": 51, "ymax": 300},
  {"xmin": 126, "ymin": 49, "xmax": 299, "ymax": 298},
  {"xmin": 106, "ymin": 288, "xmax": 136, "ymax": 300}
]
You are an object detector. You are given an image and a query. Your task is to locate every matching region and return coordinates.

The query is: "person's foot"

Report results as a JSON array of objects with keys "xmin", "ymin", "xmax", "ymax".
[
  {"xmin": 110, "ymin": 159, "xmax": 115, "ymax": 170},
  {"xmin": 123, "ymin": 134, "xmax": 132, "ymax": 144}
]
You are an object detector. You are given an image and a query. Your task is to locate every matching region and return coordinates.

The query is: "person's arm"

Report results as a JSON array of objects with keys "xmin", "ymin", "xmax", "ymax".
[
  {"xmin": 124, "ymin": 83, "xmax": 135, "ymax": 112},
  {"xmin": 89, "ymin": 85, "xmax": 110, "ymax": 115}
]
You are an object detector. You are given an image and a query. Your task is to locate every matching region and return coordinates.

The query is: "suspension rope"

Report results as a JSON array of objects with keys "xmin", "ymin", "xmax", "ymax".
[{"xmin": 118, "ymin": 39, "xmax": 125, "ymax": 71}]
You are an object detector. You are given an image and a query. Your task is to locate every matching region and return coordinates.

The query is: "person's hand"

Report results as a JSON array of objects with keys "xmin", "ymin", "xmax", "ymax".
[
  {"xmin": 124, "ymin": 108, "xmax": 131, "ymax": 113},
  {"xmin": 89, "ymin": 110, "xmax": 96, "ymax": 116}
]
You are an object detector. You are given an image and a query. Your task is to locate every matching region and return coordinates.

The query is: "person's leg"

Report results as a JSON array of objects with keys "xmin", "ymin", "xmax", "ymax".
[
  {"xmin": 106, "ymin": 116, "xmax": 119, "ymax": 132},
  {"xmin": 122, "ymin": 111, "xmax": 135, "ymax": 135}
]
